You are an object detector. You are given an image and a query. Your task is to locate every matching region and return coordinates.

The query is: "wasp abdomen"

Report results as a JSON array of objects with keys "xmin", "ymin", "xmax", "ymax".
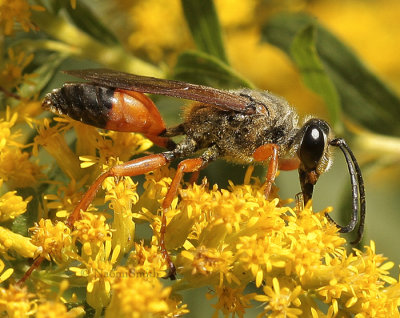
[
  {"xmin": 43, "ymin": 83, "xmax": 167, "ymax": 136},
  {"xmin": 43, "ymin": 83, "xmax": 114, "ymax": 128}
]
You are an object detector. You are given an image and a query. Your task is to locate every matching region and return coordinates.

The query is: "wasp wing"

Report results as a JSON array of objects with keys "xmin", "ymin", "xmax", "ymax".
[{"xmin": 64, "ymin": 69, "xmax": 251, "ymax": 113}]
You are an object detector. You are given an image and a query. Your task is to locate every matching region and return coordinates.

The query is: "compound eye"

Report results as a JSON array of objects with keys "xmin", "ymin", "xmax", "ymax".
[{"xmin": 299, "ymin": 124, "xmax": 326, "ymax": 170}]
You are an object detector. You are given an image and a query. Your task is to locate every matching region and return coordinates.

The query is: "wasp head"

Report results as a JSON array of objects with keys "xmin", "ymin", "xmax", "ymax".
[
  {"xmin": 296, "ymin": 118, "xmax": 333, "ymax": 204},
  {"xmin": 295, "ymin": 118, "xmax": 366, "ymax": 244}
]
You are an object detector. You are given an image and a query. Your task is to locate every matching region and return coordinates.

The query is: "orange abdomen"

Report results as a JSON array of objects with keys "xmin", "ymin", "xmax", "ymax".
[
  {"xmin": 105, "ymin": 89, "xmax": 165, "ymax": 136},
  {"xmin": 43, "ymin": 83, "xmax": 167, "ymax": 140}
]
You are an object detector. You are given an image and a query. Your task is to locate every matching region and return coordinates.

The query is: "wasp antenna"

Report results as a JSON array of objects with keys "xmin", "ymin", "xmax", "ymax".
[{"xmin": 328, "ymin": 138, "xmax": 366, "ymax": 244}]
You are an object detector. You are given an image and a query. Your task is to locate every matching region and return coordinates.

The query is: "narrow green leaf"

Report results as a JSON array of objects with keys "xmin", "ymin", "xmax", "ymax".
[
  {"xmin": 65, "ymin": 0, "xmax": 120, "ymax": 46},
  {"xmin": 262, "ymin": 12, "xmax": 400, "ymax": 136},
  {"xmin": 181, "ymin": 0, "xmax": 228, "ymax": 63},
  {"xmin": 173, "ymin": 50, "xmax": 253, "ymax": 89},
  {"xmin": 290, "ymin": 24, "xmax": 342, "ymax": 131}
]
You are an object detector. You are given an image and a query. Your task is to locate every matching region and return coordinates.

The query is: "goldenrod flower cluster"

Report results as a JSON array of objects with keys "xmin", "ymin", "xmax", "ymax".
[
  {"xmin": 1, "ymin": 0, "xmax": 400, "ymax": 317},
  {"xmin": 3, "ymin": 112, "xmax": 399, "ymax": 317}
]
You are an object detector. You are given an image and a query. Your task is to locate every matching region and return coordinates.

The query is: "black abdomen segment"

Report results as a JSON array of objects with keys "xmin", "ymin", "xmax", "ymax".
[{"xmin": 42, "ymin": 83, "xmax": 115, "ymax": 128}]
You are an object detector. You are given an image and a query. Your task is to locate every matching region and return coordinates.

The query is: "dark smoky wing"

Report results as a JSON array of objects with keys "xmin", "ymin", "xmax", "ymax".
[{"xmin": 64, "ymin": 69, "xmax": 250, "ymax": 112}]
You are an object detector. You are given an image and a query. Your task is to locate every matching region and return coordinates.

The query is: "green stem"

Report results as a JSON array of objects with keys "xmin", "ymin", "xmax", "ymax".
[
  {"xmin": 356, "ymin": 131, "xmax": 400, "ymax": 155},
  {"xmin": 12, "ymin": 39, "xmax": 77, "ymax": 57}
]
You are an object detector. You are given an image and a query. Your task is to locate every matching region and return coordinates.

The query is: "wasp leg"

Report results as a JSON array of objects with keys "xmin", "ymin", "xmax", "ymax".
[
  {"xmin": 17, "ymin": 255, "xmax": 45, "ymax": 285},
  {"xmin": 160, "ymin": 157, "xmax": 204, "ymax": 279},
  {"xmin": 253, "ymin": 143, "xmax": 280, "ymax": 199},
  {"xmin": 17, "ymin": 154, "xmax": 171, "ymax": 285},
  {"xmin": 160, "ymin": 145, "xmax": 219, "ymax": 279},
  {"xmin": 188, "ymin": 170, "xmax": 201, "ymax": 184},
  {"xmin": 279, "ymin": 158, "xmax": 300, "ymax": 171},
  {"xmin": 162, "ymin": 124, "xmax": 186, "ymax": 137},
  {"xmin": 144, "ymin": 134, "xmax": 176, "ymax": 150},
  {"xmin": 67, "ymin": 153, "xmax": 171, "ymax": 227}
]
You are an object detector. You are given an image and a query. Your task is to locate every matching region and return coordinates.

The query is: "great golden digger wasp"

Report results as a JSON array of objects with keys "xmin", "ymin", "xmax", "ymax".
[{"xmin": 39, "ymin": 68, "xmax": 365, "ymax": 279}]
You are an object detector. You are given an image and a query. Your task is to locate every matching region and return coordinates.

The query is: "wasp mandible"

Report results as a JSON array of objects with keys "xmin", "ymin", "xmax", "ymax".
[{"xmin": 43, "ymin": 69, "xmax": 366, "ymax": 279}]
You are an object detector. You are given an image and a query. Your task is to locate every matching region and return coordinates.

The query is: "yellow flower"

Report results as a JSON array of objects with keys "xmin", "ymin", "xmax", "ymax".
[
  {"xmin": 0, "ymin": 189, "xmax": 31, "ymax": 222},
  {"xmin": 127, "ymin": 241, "xmax": 167, "ymax": 279},
  {"xmin": 43, "ymin": 177, "xmax": 93, "ymax": 219},
  {"xmin": 0, "ymin": 110, "xmax": 42, "ymax": 188},
  {"xmin": 36, "ymin": 301, "xmax": 84, "ymax": 318},
  {"xmin": 33, "ymin": 280, "xmax": 85, "ymax": 317},
  {"xmin": 34, "ymin": 118, "xmax": 82, "ymax": 181},
  {"xmin": 312, "ymin": 242, "xmax": 400, "ymax": 317},
  {"xmin": 103, "ymin": 165, "xmax": 138, "ymax": 254},
  {"xmin": 134, "ymin": 165, "xmax": 175, "ymax": 214},
  {"xmin": 97, "ymin": 130, "xmax": 153, "ymax": 162},
  {"xmin": 73, "ymin": 121, "xmax": 152, "ymax": 163},
  {"xmin": 29, "ymin": 219, "xmax": 73, "ymax": 263},
  {"xmin": 206, "ymin": 285, "xmax": 255, "ymax": 318},
  {"xmin": 71, "ymin": 212, "xmax": 112, "ymax": 258},
  {"xmin": 0, "ymin": 0, "xmax": 44, "ymax": 35},
  {"xmin": 123, "ymin": 0, "xmax": 190, "ymax": 62},
  {"xmin": 0, "ymin": 284, "xmax": 36, "ymax": 318},
  {"xmin": 165, "ymin": 180, "xmax": 213, "ymax": 249},
  {"xmin": 0, "ymin": 226, "xmax": 37, "ymax": 258},
  {"xmin": 0, "ymin": 49, "xmax": 35, "ymax": 91},
  {"xmin": 0, "ymin": 147, "xmax": 43, "ymax": 188},
  {"xmin": 0, "ymin": 108, "xmax": 19, "ymax": 150},
  {"xmin": 17, "ymin": 135, "xmax": 400, "ymax": 317},
  {"xmin": 237, "ymin": 234, "xmax": 284, "ymax": 288},
  {"xmin": 254, "ymin": 277, "xmax": 303, "ymax": 318},
  {"xmin": 179, "ymin": 245, "xmax": 238, "ymax": 287},
  {"xmin": 0, "ymin": 258, "xmax": 13, "ymax": 283},
  {"xmin": 70, "ymin": 241, "xmax": 120, "ymax": 312},
  {"xmin": 105, "ymin": 272, "xmax": 188, "ymax": 318},
  {"xmin": 216, "ymin": 0, "xmax": 257, "ymax": 27}
]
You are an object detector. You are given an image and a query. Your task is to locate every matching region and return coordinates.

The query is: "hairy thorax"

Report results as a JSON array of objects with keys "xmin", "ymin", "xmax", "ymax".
[{"xmin": 181, "ymin": 89, "xmax": 300, "ymax": 164}]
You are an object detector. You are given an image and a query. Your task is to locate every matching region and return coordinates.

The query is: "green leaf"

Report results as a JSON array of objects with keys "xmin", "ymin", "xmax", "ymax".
[
  {"xmin": 65, "ymin": 0, "xmax": 120, "ymax": 46},
  {"xmin": 181, "ymin": 0, "xmax": 228, "ymax": 63},
  {"xmin": 262, "ymin": 12, "xmax": 400, "ymax": 136},
  {"xmin": 173, "ymin": 50, "xmax": 253, "ymax": 89},
  {"xmin": 290, "ymin": 24, "xmax": 342, "ymax": 132}
]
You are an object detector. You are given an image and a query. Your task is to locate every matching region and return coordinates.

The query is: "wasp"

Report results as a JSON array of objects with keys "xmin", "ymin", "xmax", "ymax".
[{"xmin": 42, "ymin": 68, "xmax": 366, "ymax": 279}]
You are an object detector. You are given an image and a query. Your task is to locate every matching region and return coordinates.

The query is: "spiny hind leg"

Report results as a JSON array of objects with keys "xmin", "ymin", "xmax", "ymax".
[
  {"xmin": 19, "ymin": 154, "xmax": 171, "ymax": 284},
  {"xmin": 160, "ymin": 145, "xmax": 219, "ymax": 278},
  {"xmin": 67, "ymin": 153, "xmax": 171, "ymax": 227}
]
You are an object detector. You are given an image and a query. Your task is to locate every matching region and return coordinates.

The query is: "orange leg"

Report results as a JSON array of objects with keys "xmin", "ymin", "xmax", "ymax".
[
  {"xmin": 160, "ymin": 158, "xmax": 204, "ymax": 279},
  {"xmin": 188, "ymin": 170, "xmax": 201, "ymax": 184},
  {"xmin": 67, "ymin": 154, "xmax": 169, "ymax": 227},
  {"xmin": 19, "ymin": 154, "xmax": 170, "ymax": 285},
  {"xmin": 69, "ymin": 154, "xmax": 203, "ymax": 280},
  {"xmin": 253, "ymin": 144, "xmax": 280, "ymax": 199},
  {"xmin": 17, "ymin": 255, "xmax": 45, "ymax": 285},
  {"xmin": 279, "ymin": 158, "xmax": 300, "ymax": 171}
]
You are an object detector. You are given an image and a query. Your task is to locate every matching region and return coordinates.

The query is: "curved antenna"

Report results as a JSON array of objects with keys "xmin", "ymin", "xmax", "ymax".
[{"xmin": 327, "ymin": 138, "xmax": 366, "ymax": 244}]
